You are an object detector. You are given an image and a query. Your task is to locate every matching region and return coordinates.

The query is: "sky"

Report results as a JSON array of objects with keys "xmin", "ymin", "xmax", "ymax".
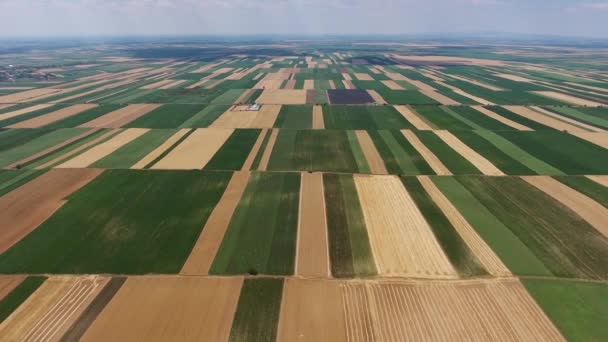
[{"xmin": 1, "ymin": 0, "xmax": 607, "ymax": 38}]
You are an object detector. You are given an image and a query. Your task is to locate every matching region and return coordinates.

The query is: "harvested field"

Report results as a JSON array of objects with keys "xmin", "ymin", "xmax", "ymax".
[
  {"xmin": 151, "ymin": 128, "xmax": 233, "ymax": 169},
  {"xmin": 343, "ymin": 80, "xmax": 355, "ymax": 89},
  {"xmin": 181, "ymin": 171, "xmax": 251, "ymax": 275},
  {"xmin": 418, "ymin": 176, "xmax": 511, "ymax": 276},
  {"xmin": 79, "ymin": 104, "xmax": 161, "ymax": 128},
  {"xmin": 367, "ymin": 90, "xmax": 387, "ymax": 104},
  {"xmin": 420, "ymin": 89, "xmax": 461, "ymax": 105},
  {"xmin": 587, "ymin": 175, "xmax": 608, "ymax": 187},
  {"xmin": 471, "ymin": 105, "xmax": 532, "ymax": 131},
  {"xmin": 530, "ymin": 106, "xmax": 604, "ymax": 132},
  {"xmin": 389, "ymin": 54, "xmax": 506, "ymax": 66},
  {"xmin": 257, "ymin": 128, "xmax": 278, "ymax": 171},
  {"xmin": 353, "ymin": 175, "xmax": 456, "ymax": 278},
  {"xmin": 534, "ymin": 90, "xmax": 604, "ymax": 106},
  {"xmin": 354, "ymin": 130, "xmax": 388, "ymax": 174},
  {"xmin": 57, "ymin": 128, "xmax": 149, "ymax": 168},
  {"xmin": 277, "ymin": 278, "xmax": 346, "ymax": 342},
  {"xmin": 130, "ymin": 128, "xmax": 190, "ymax": 169},
  {"xmin": 381, "ymin": 80, "xmax": 405, "ymax": 90},
  {"xmin": 504, "ymin": 106, "xmax": 589, "ymax": 133},
  {"xmin": 211, "ymin": 105, "xmax": 281, "ymax": 128},
  {"xmin": 435, "ymin": 130, "xmax": 504, "ymax": 175},
  {"xmin": 0, "ymin": 276, "xmax": 108, "ymax": 341},
  {"xmin": 0, "ymin": 104, "xmax": 54, "ymax": 122},
  {"xmin": 81, "ymin": 276, "xmax": 243, "ymax": 342},
  {"xmin": 256, "ymin": 89, "xmax": 307, "ymax": 105},
  {"xmin": 0, "ymin": 276, "xmax": 25, "ymax": 301},
  {"xmin": 394, "ymin": 105, "xmax": 434, "ymax": 130},
  {"xmin": 341, "ymin": 278, "xmax": 564, "ymax": 342},
  {"xmin": 494, "ymin": 73, "xmax": 535, "ymax": 82},
  {"xmin": 0, "ymin": 168, "xmax": 101, "ymax": 253},
  {"xmin": 354, "ymin": 73, "xmax": 374, "ymax": 81},
  {"xmin": 401, "ymin": 130, "xmax": 451, "ymax": 175},
  {"xmin": 296, "ymin": 172, "xmax": 330, "ymax": 277},
  {"xmin": 240, "ymin": 129, "xmax": 268, "ymax": 170},
  {"xmin": 312, "ymin": 105, "xmax": 324, "ymax": 129},
  {"xmin": 568, "ymin": 131, "xmax": 608, "ymax": 149},
  {"xmin": 522, "ymin": 176, "xmax": 608, "ymax": 238},
  {"xmin": 303, "ymin": 80, "xmax": 315, "ymax": 89},
  {"xmin": 0, "ymin": 88, "xmax": 62, "ymax": 103},
  {"xmin": 7, "ymin": 104, "xmax": 98, "ymax": 129}
]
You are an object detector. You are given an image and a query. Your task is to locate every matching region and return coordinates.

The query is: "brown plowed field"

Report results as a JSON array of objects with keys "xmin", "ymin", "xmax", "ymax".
[
  {"xmin": 296, "ymin": 172, "xmax": 331, "ymax": 277},
  {"xmin": 366, "ymin": 90, "xmax": 387, "ymax": 104},
  {"xmin": 211, "ymin": 105, "xmax": 281, "ymax": 128},
  {"xmin": 79, "ymin": 104, "xmax": 161, "ymax": 128},
  {"xmin": 0, "ymin": 276, "xmax": 25, "ymax": 300},
  {"xmin": 0, "ymin": 276, "xmax": 108, "ymax": 342},
  {"xmin": 0, "ymin": 168, "xmax": 102, "ymax": 253},
  {"xmin": 381, "ymin": 80, "xmax": 405, "ymax": 90},
  {"xmin": 587, "ymin": 175, "xmax": 608, "ymax": 187},
  {"xmin": 277, "ymin": 278, "xmax": 347, "ymax": 342},
  {"xmin": 354, "ymin": 175, "xmax": 456, "ymax": 278},
  {"xmin": 340, "ymin": 278, "xmax": 564, "ymax": 342},
  {"xmin": 181, "ymin": 171, "xmax": 251, "ymax": 275},
  {"xmin": 80, "ymin": 276, "xmax": 243, "ymax": 342}
]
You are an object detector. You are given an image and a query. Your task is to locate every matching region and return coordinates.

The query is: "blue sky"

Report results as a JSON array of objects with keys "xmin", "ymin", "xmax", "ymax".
[{"xmin": 1, "ymin": 0, "xmax": 607, "ymax": 38}]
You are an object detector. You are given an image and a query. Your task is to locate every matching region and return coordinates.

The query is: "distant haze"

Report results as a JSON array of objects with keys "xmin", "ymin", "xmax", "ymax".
[{"xmin": 1, "ymin": 0, "xmax": 607, "ymax": 38}]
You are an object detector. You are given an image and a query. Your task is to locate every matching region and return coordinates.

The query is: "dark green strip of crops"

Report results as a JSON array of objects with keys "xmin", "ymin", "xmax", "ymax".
[
  {"xmin": 93, "ymin": 129, "xmax": 177, "ymax": 169},
  {"xmin": 323, "ymin": 173, "xmax": 376, "ymax": 278},
  {"xmin": 553, "ymin": 176, "xmax": 608, "ymax": 207},
  {"xmin": 43, "ymin": 104, "xmax": 124, "ymax": 130},
  {"xmin": 0, "ymin": 104, "xmax": 68, "ymax": 127},
  {"xmin": 415, "ymin": 131, "xmax": 481, "ymax": 175},
  {"xmin": 401, "ymin": 177, "xmax": 487, "ymax": 277},
  {"xmin": 126, "ymin": 104, "xmax": 204, "ymax": 128},
  {"xmin": 0, "ymin": 276, "xmax": 46, "ymax": 322},
  {"xmin": 447, "ymin": 106, "xmax": 515, "ymax": 130},
  {"xmin": 411, "ymin": 106, "xmax": 473, "ymax": 130},
  {"xmin": 0, "ymin": 169, "xmax": 45, "ymax": 197},
  {"xmin": 229, "ymin": 278, "xmax": 283, "ymax": 342},
  {"xmin": 144, "ymin": 129, "xmax": 194, "ymax": 169},
  {"xmin": 250, "ymin": 129, "xmax": 272, "ymax": 171},
  {"xmin": 486, "ymin": 106, "xmax": 554, "ymax": 130},
  {"xmin": 274, "ymin": 105, "xmax": 312, "ymax": 129},
  {"xmin": 205, "ymin": 129, "xmax": 261, "ymax": 170}
]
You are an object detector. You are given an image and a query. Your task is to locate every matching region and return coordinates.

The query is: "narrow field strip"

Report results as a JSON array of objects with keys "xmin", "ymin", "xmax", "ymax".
[
  {"xmin": 533, "ymin": 91, "xmax": 605, "ymax": 107},
  {"xmin": 354, "ymin": 131, "xmax": 388, "ymax": 175},
  {"xmin": 57, "ymin": 128, "xmax": 149, "ymax": 168},
  {"xmin": 531, "ymin": 106, "xmax": 605, "ymax": 132},
  {"xmin": 181, "ymin": 171, "xmax": 252, "ymax": 275},
  {"xmin": 401, "ymin": 130, "xmax": 451, "ymax": 175},
  {"xmin": 471, "ymin": 105, "xmax": 532, "ymax": 131},
  {"xmin": 420, "ymin": 89, "xmax": 461, "ymax": 105},
  {"xmin": 151, "ymin": 128, "xmax": 233, "ymax": 169},
  {"xmin": 504, "ymin": 105, "xmax": 589, "ymax": 133},
  {"xmin": 522, "ymin": 176, "xmax": 608, "ymax": 238},
  {"xmin": 417, "ymin": 176, "xmax": 511, "ymax": 277},
  {"xmin": 257, "ymin": 128, "xmax": 278, "ymax": 171},
  {"xmin": 0, "ymin": 104, "xmax": 55, "ymax": 122},
  {"xmin": 434, "ymin": 130, "xmax": 504, "ymax": 175},
  {"xmin": 7, "ymin": 104, "xmax": 97, "ymax": 128},
  {"xmin": 296, "ymin": 172, "xmax": 330, "ymax": 277},
  {"xmin": 79, "ymin": 103, "xmax": 161, "ymax": 128},
  {"xmin": 354, "ymin": 175, "xmax": 457, "ymax": 278},
  {"xmin": 587, "ymin": 175, "xmax": 608, "ymax": 187},
  {"xmin": 130, "ymin": 128, "xmax": 190, "ymax": 169},
  {"xmin": 312, "ymin": 105, "xmax": 324, "ymax": 129},
  {"xmin": 0, "ymin": 276, "xmax": 25, "ymax": 302},
  {"xmin": 393, "ymin": 105, "xmax": 434, "ymax": 130},
  {"xmin": 240, "ymin": 129, "xmax": 268, "ymax": 171}
]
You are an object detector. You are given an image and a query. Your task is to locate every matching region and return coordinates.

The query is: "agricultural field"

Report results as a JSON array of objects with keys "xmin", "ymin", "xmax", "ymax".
[{"xmin": 0, "ymin": 39, "xmax": 607, "ymax": 341}]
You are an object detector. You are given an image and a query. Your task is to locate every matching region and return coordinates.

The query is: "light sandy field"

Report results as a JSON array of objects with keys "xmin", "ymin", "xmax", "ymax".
[
  {"xmin": 35, "ymin": 129, "xmax": 121, "ymax": 169},
  {"xmin": 312, "ymin": 105, "xmax": 324, "ymax": 129},
  {"xmin": 81, "ymin": 276, "xmax": 243, "ymax": 342},
  {"xmin": 0, "ymin": 276, "xmax": 25, "ymax": 300},
  {"xmin": 354, "ymin": 73, "xmax": 374, "ymax": 81},
  {"xmin": 342, "ymin": 73, "xmax": 352, "ymax": 80},
  {"xmin": 401, "ymin": 130, "xmax": 451, "ymax": 175},
  {"xmin": 296, "ymin": 172, "xmax": 331, "ymax": 277},
  {"xmin": 241, "ymin": 129, "xmax": 268, "ymax": 170},
  {"xmin": 354, "ymin": 175, "xmax": 457, "ymax": 278},
  {"xmin": 141, "ymin": 79, "xmax": 174, "ymax": 89},
  {"xmin": 181, "ymin": 171, "xmax": 252, "ymax": 275},
  {"xmin": 471, "ymin": 106, "xmax": 532, "ymax": 131},
  {"xmin": 191, "ymin": 62, "xmax": 224, "ymax": 73},
  {"xmin": 233, "ymin": 89, "xmax": 255, "ymax": 104},
  {"xmin": 394, "ymin": 105, "xmax": 434, "ymax": 130},
  {"xmin": 204, "ymin": 79, "xmax": 225, "ymax": 89},
  {"xmin": 381, "ymin": 80, "xmax": 405, "ymax": 90},
  {"xmin": 442, "ymin": 74, "xmax": 503, "ymax": 91},
  {"xmin": 151, "ymin": 128, "xmax": 233, "ymax": 169},
  {"xmin": 277, "ymin": 278, "xmax": 347, "ymax": 342},
  {"xmin": 158, "ymin": 80, "xmax": 187, "ymax": 90},
  {"xmin": 0, "ymin": 168, "xmax": 102, "ymax": 253},
  {"xmin": 211, "ymin": 105, "xmax": 281, "ymax": 128},
  {"xmin": 0, "ymin": 103, "xmax": 15, "ymax": 111},
  {"xmin": 0, "ymin": 88, "xmax": 62, "ymax": 103},
  {"xmin": 587, "ymin": 175, "xmax": 608, "ymax": 187},
  {"xmin": 254, "ymin": 79, "xmax": 284, "ymax": 90},
  {"xmin": 258, "ymin": 128, "xmax": 278, "ymax": 171},
  {"xmin": 131, "ymin": 129, "xmax": 191, "ymax": 169},
  {"xmin": 435, "ymin": 131, "xmax": 505, "ymax": 176},
  {"xmin": 388, "ymin": 54, "xmax": 506, "ymax": 66},
  {"xmin": 0, "ymin": 276, "xmax": 108, "ymax": 342},
  {"xmin": 367, "ymin": 90, "xmax": 387, "ymax": 105},
  {"xmin": 49, "ymin": 78, "xmax": 139, "ymax": 104},
  {"xmin": 420, "ymin": 88, "xmax": 461, "ymax": 105},
  {"xmin": 568, "ymin": 132, "xmax": 608, "ymax": 149},
  {"xmin": 328, "ymin": 80, "xmax": 337, "ymax": 89},
  {"xmin": 494, "ymin": 73, "xmax": 535, "ymax": 83},
  {"xmin": 343, "ymin": 80, "xmax": 355, "ymax": 89},
  {"xmin": 256, "ymin": 89, "xmax": 308, "ymax": 105},
  {"xmin": 0, "ymin": 104, "xmax": 54, "ymax": 121},
  {"xmin": 435, "ymin": 81, "xmax": 495, "ymax": 105},
  {"xmin": 283, "ymin": 80, "xmax": 296, "ymax": 89},
  {"xmin": 522, "ymin": 176, "xmax": 608, "ymax": 238},
  {"xmin": 303, "ymin": 80, "xmax": 315, "ymax": 90},
  {"xmin": 530, "ymin": 106, "xmax": 605, "ymax": 132},
  {"xmin": 341, "ymin": 278, "xmax": 564, "ymax": 342},
  {"xmin": 534, "ymin": 91, "xmax": 605, "ymax": 106},
  {"xmin": 354, "ymin": 130, "xmax": 388, "ymax": 174},
  {"xmin": 418, "ymin": 177, "xmax": 511, "ymax": 276},
  {"xmin": 504, "ymin": 106, "xmax": 590, "ymax": 133},
  {"xmin": 419, "ymin": 70, "xmax": 445, "ymax": 82},
  {"xmin": 57, "ymin": 128, "xmax": 149, "ymax": 168},
  {"xmin": 0, "ymin": 87, "xmax": 34, "ymax": 90},
  {"xmin": 79, "ymin": 104, "xmax": 161, "ymax": 128},
  {"xmin": 186, "ymin": 79, "xmax": 211, "ymax": 89},
  {"xmin": 7, "ymin": 104, "xmax": 97, "ymax": 128},
  {"xmin": 565, "ymin": 82, "xmax": 608, "ymax": 93},
  {"xmin": 100, "ymin": 57, "xmax": 142, "ymax": 62},
  {"xmin": 7, "ymin": 129, "xmax": 100, "ymax": 169}
]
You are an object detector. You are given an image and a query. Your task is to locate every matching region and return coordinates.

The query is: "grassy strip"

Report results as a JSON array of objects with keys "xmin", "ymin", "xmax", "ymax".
[
  {"xmin": 401, "ymin": 177, "xmax": 487, "ymax": 277},
  {"xmin": 346, "ymin": 131, "xmax": 371, "ymax": 174},
  {"xmin": 179, "ymin": 104, "xmax": 231, "ymax": 128},
  {"xmin": 144, "ymin": 129, "xmax": 194, "ymax": 168},
  {"xmin": 205, "ymin": 129, "xmax": 261, "ymax": 170},
  {"xmin": 0, "ymin": 170, "xmax": 232, "ymax": 274},
  {"xmin": 43, "ymin": 104, "xmax": 124, "ymax": 130},
  {"xmin": 250, "ymin": 129, "xmax": 272, "ymax": 170},
  {"xmin": 0, "ymin": 276, "xmax": 46, "ymax": 322},
  {"xmin": 0, "ymin": 104, "xmax": 68, "ymax": 127},
  {"xmin": 323, "ymin": 105, "xmax": 414, "ymax": 130},
  {"xmin": 0, "ymin": 128, "xmax": 53, "ymax": 152},
  {"xmin": 554, "ymin": 176, "xmax": 608, "ymax": 207},
  {"xmin": 324, "ymin": 173, "xmax": 376, "ymax": 278},
  {"xmin": 432, "ymin": 176, "xmax": 550, "ymax": 276},
  {"xmin": 487, "ymin": 106, "xmax": 554, "ymax": 130},
  {"xmin": 523, "ymin": 279, "xmax": 608, "ymax": 342},
  {"xmin": 229, "ymin": 278, "xmax": 283, "ymax": 342},
  {"xmin": 457, "ymin": 176, "xmax": 608, "ymax": 280},
  {"xmin": 0, "ymin": 169, "xmax": 45, "ymax": 197},
  {"xmin": 273, "ymin": 105, "xmax": 312, "ymax": 129},
  {"xmin": 411, "ymin": 106, "xmax": 473, "ymax": 130},
  {"xmin": 547, "ymin": 106, "xmax": 608, "ymax": 130},
  {"xmin": 126, "ymin": 104, "xmax": 204, "ymax": 128},
  {"xmin": 210, "ymin": 172, "xmax": 300, "ymax": 275},
  {"xmin": 92, "ymin": 129, "xmax": 177, "ymax": 169},
  {"xmin": 447, "ymin": 106, "xmax": 515, "ymax": 130}
]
